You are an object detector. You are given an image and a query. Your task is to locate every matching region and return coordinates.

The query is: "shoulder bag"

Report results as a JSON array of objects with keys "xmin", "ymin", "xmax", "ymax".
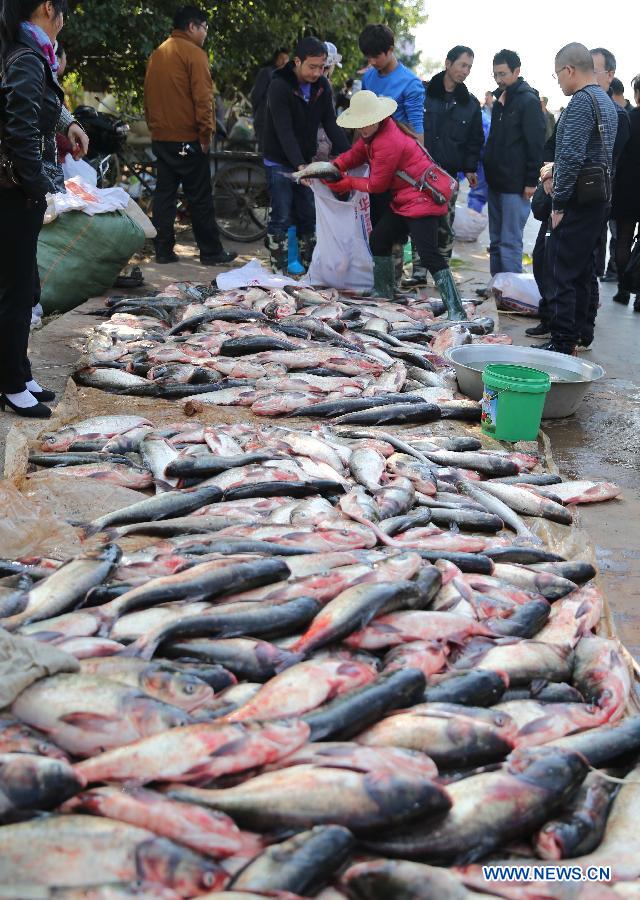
[
  {"xmin": 395, "ymin": 139, "xmax": 458, "ymax": 206},
  {"xmin": 575, "ymin": 89, "xmax": 611, "ymax": 205}
]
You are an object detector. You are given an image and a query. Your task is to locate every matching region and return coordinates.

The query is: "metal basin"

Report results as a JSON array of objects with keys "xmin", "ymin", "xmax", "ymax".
[{"xmin": 444, "ymin": 344, "xmax": 605, "ymax": 419}]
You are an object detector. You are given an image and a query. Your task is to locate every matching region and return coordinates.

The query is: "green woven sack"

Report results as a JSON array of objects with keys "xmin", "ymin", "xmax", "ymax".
[{"xmin": 37, "ymin": 209, "xmax": 145, "ymax": 314}]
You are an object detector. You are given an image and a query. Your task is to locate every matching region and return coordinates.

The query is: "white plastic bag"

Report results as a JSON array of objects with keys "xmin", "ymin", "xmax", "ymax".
[
  {"xmin": 45, "ymin": 177, "xmax": 132, "ymax": 222},
  {"xmin": 307, "ymin": 178, "xmax": 373, "ymax": 291},
  {"xmin": 124, "ymin": 197, "xmax": 156, "ymax": 239},
  {"xmin": 216, "ymin": 258, "xmax": 299, "ymax": 290},
  {"xmin": 491, "ymin": 272, "xmax": 541, "ymax": 315},
  {"xmin": 453, "ymin": 204, "xmax": 488, "ymax": 242},
  {"xmin": 61, "ymin": 155, "xmax": 98, "ymax": 187}
]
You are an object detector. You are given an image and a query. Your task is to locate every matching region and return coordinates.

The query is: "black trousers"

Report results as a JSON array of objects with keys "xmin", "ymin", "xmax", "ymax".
[
  {"xmin": 532, "ymin": 219, "xmax": 550, "ymax": 327},
  {"xmin": 545, "ymin": 203, "xmax": 608, "ymax": 348},
  {"xmin": 0, "ymin": 191, "xmax": 45, "ymax": 394},
  {"xmin": 369, "ymin": 208, "xmax": 448, "ymax": 275},
  {"xmin": 615, "ymin": 217, "xmax": 640, "ymax": 283},
  {"xmin": 152, "ymin": 140, "xmax": 223, "ymax": 256},
  {"xmin": 369, "ymin": 191, "xmax": 392, "ymax": 227}
]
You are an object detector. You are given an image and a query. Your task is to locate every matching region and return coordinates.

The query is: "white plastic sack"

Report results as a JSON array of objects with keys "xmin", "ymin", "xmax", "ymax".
[
  {"xmin": 491, "ymin": 272, "xmax": 541, "ymax": 314},
  {"xmin": 453, "ymin": 204, "xmax": 488, "ymax": 242},
  {"xmin": 307, "ymin": 178, "xmax": 373, "ymax": 291},
  {"xmin": 45, "ymin": 177, "xmax": 132, "ymax": 223},
  {"xmin": 125, "ymin": 197, "xmax": 156, "ymax": 239},
  {"xmin": 216, "ymin": 258, "xmax": 299, "ymax": 290},
  {"xmin": 61, "ymin": 155, "xmax": 98, "ymax": 187}
]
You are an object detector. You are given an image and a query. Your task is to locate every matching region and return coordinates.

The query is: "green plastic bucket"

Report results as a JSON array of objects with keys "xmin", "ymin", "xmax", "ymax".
[{"xmin": 481, "ymin": 364, "xmax": 551, "ymax": 441}]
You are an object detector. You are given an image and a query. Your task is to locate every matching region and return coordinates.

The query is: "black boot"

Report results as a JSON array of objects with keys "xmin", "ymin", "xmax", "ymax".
[
  {"xmin": 264, "ymin": 233, "xmax": 288, "ymax": 274},
  {"xmin": 525, "ymin": 322, "xmax": 551, "ymax": 337},
  {"xmin": 531, "ymin": 340, "xmax": 577, "ymax": 356},
  {"xmin": 433, "ymin": 268, "xmax": 467, "ymax": 320},
  {"xmin": 297, "ymin": 233, "xmax": 316, "ymax": 271},
  {"xmin": 612, "ymin": 287, "xmax": 630, "ymax": 305},
  {"xmin": 634, "ymin": 296, "xmax": 640, "ymax": 312}
]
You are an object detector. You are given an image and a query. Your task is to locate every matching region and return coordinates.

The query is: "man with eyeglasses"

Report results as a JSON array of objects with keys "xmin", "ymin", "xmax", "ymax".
[
  {"xmin": 532, "ymin": 42, "xmax": 617, "ymax": 356},
  {"xmin": 483, "ymin": 49, "xmax": 545, "ymax": 278},
  {"xmin": 145, "ymin": 5, "xmax": 237, "ymax": 266}
]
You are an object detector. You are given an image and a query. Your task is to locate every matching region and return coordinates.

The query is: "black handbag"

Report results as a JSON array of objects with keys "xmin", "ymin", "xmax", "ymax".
[
  {"xmin": 531, "ymin": 181, "xmax": 552, "ymax": 222},
  {"xmin": 575, "ymin": 89, "xmax": 611, "ymax": 205}
]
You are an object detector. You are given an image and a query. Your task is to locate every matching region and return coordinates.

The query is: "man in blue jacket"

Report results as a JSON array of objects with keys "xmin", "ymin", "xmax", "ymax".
[
  {"xmin": 484, "ymin": 49, "xmax": 546, "ymax": 276},
  {"xmin": 424, "ymin": 45, "xmax": 484, "ymax": 259},
  {"xmin": 263, "ymin": 36, "xmax": 349, "ymax": 273}
]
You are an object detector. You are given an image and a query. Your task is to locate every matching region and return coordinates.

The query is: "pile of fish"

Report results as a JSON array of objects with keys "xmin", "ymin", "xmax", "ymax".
[
  {"xmin": 0, "ymin": 383, "xmax": 633, "ymax": 897},
  {"xmin": 71, "ymin": 281, "xmax": 514, "ymax": 424}
]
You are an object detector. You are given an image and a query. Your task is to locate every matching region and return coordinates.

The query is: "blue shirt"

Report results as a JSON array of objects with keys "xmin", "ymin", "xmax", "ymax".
[{"xmin": 362, "ymin": 63, "xmax": 425, "ymax": 134}]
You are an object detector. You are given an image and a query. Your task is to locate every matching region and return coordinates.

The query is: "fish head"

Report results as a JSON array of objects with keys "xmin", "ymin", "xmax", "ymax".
[
  {"xmin": 507, "ymin": 746, "xmax": 588, "ymax": 793},
  {"xmin": 137, "ymin": 836, "xmax": 227, "ymax": 894},
  {"xmin": 139, "ymin": 666, "xmax": 215, "ymax": 712},
  {"xmin": 0, "ymin": 754, "xmax": 85, "ymax": 810},
  {"xmin": 124, "ymin": 694, "xmax": 194, "ymax": 735},
  {"xmin": 535, "ymin": 820, "xmax": 576, "ymax": 861}
]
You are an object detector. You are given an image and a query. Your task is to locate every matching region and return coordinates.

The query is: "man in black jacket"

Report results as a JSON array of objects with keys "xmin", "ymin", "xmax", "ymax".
[
  {"xmin": 263, "ymin": 36, "xmax": 349, "ymax": 273},
  {"xmin": 484, "ymin": 49, "xmax": 545, "ymax": 275},
  {"xmin": 424, "ymin": 45, "xmax": 484, "ymax": 260}
]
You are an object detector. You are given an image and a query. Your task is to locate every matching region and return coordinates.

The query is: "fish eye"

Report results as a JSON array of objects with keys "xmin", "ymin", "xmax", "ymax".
[
  {"xmin": 184, "ymin": 683, "xmax": 196, "ymax": 694},
  {"xmin": 202, "ymin": 872, "xmax": 217, "ymax": 888}
]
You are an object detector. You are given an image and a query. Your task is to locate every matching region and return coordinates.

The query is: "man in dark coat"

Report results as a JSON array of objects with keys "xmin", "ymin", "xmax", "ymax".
[
  {"xmin": 262, "ymin": 36, "xmax": 349, "ymax": 273},
  {"xmin": 424, "ymin": 45, "xmax": 484, "ymax": 260},
  {"xmin": 484, "ymin": 49, "xmax": 546, "ymax": 275}
]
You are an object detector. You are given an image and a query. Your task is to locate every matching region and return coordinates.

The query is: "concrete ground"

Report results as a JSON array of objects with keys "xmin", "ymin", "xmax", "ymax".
[{"xmin": 3, "ymin": 214, "xmax": 639, "ymax": 657}]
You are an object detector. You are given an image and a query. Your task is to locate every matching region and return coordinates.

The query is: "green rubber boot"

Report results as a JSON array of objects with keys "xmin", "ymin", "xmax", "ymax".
[
  {"xmin": 372, "ymin": 255, "xmax": 396, "ymax": 299},
  {"xmin": 433, "ymin": 267, "xmax": 467, "ymax": 320}
]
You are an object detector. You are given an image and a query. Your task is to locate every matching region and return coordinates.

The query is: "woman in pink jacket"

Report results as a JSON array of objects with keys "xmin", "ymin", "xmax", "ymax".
[{"xmin": 329, "ymin": 90, "xmax": 466, "ymax": 318}]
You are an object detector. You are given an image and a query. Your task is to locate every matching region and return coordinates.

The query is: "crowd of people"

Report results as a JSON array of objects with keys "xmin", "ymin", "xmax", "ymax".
[{"xmin": 0, "ymin": 3, "xmax": 639, "ymax": 423}]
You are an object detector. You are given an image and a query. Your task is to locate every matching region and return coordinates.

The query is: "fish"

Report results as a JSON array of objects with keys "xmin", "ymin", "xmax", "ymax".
[
  {"xmin": 85, "ymin": 483, "xmax": 223, "ymax": 534},
  {"xmin": 418, "ymin": 449, "xmax": 519, "ymax": 478},
  {"xmin": 361, "ymin": 746, "xmax": 588, "ymax": 863},
  {"xmin": 78, "ymin": 658, "xmax": 219, "ymax": 712},
  {"xmin": 0, "ymin": 545, "xmax": 121, "ymax": 631},
  {"xmin": 345, "ymin": 610, "xmax": 492, "ymax": 650},
  {"xmin": 30, "ymin": 460, "xmax": 154, "ymax": 490},
  {"xmin": 495, "ymin": 699, "xmax": 605, "ymax": 747},
  {"xmin": 74, "ymin": 719, "xmax": 309, "ymax": 785},
  {"xmin": 290, "ymin": 581, "xmax": 425, "ymax": 655},
  {"xmin": 99, "ymin": 557, "xmax": 290, "ymax": 622},
  {"xmin": 374, "ymin": 477, "xmax": 416, "ymax": 519},
  {"xmin": 422, "ymin": 670, "xmax": 508, "ymax": 707},
  {"xmin": 474, "ymin": 481, "xmax": 573, "ymax": 525},
  {"xmin": 123, "ymin": 596, "xmax": 322, "ymax": 661},
  {"xmin": 288, "ymin": 161, "xmax": 342, "ymax": 181},
  {"xmin": 532, "ymin": 560, "xmax": 597, "ymax": 584},
  {"xmin": 273, "ymin": 741, "xmax": 438, "ymax": 780},
  {"xmin": 536, "ymin": 584, "xmax": 603, "ymax": 647},
  {"xmin": 63, "ymin": 785, "xmax": 263, "ymax": 859},
  {"xmin": 490, "ymin": 563, "xmax": 577, "ymax": 600},
  {"xmin": 228, "ymin": 825, "xmax": 353, "ymax": 895},
  {"xmin": 163, "ymin": 637, "xmax": 303, "ymax": 682},
  {"xmin": 0, "ymin": 815, "xmax": 225, "ymax": 893},
  {"xmin": 572, "ymin": 635, "xmax": 631, "ymax": 723},
  {"xmin": 28, "ymin": 451, "xmax": 138, "ymax": 468},
  {"xmin": 534, "ymin": 771, "xmax": 620, "ymax": 860},
  {"xmin": 453, "ymin": 638, "xmax": 574, "ymax": 685},
  {"xmin": 40, "ymin": 416, "xmax": 152, "ymax": 452},
  {"xmin": 501, "ymin": 680, "xmax": 585, "ymax": 704},
  {"xmin": 548, "ymin": 480, "xmax": 622, "ymax": 504},
  {"xmin": 485, "ymin": 597, "xmax": 551, "ymax": 639},
  {"xmin": 343, "ymin": 859, "xmax": 476, "ymax": 900},
  {"xmin": 415, "ymin": 550, "xmax": 494, "ymax": 575},
  {"xmin": 0, "ymin": 752, "xmax": 84, "ymax": 817},
  {"xmin": 383, "ymin": 641, "xmax": 450, "ymax": 679},
  {"xmin": 357, "ymin": 702, "xmax": 517, "ymax": 768},
  {"xmin": 12, "ymin": 673, "xmax": 192, "ymax": 757},
  {"xmin": 0, "ymin": 718, "xmax": 68, "ymax": 759},
  {"xmin": 301, "ymin": 668, "xmax": 427, "ymax": 741},
  {"xmin": 349, "ymin": 447, "xmax": 387, "ymax": 492},
  {"xmin": 74, "ymin": 366, "xmax": 161, "ymax": 395},
  {"xmin": 224, "ymin": 658, "xmax": 377, "ymax": 722},
  {"xmin": 456, "ymin": 481, "xmax": 538, "ymax": 541},
  {"xmin": 168, "ymin": 758, "xmax": 450, "ymax": 832},
  {"xmin": 140, "ymin": 436, "xmax": 179, "ymax": 492},
  {"xmin": 483, "ymin": 546, "xmax": 565, "ymax": 565},
  {"xmin": 334, "ymin": 402, "xmax": 442, "ymax": 425},
  {"xmin": 548, "ymin": 717, "xmax": 640, "ymax": 765}
]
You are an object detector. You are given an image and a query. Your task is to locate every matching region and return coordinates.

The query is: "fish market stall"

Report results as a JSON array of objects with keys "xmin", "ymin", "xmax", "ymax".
[{"xmin": 0, "ymin": 280, "xmax": 637, "ymax": 898}]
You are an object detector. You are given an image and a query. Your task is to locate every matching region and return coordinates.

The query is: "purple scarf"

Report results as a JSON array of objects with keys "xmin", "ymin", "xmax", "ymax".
[{"xmin": 19, "ymin": 22, "xmax": 59, "ymax": 74}]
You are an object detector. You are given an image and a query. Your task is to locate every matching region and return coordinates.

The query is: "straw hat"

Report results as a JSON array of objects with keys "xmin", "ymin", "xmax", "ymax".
[{"xmin": 336, "ymin": 90, "xmax": 398, "ymax": 129}]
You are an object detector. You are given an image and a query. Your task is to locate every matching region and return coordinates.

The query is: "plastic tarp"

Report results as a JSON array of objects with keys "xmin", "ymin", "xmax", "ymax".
[
  {"xmin": 0, "ymin": 629, "xmax": 79, "ymax": 709},
  {"xmin": 216, "ymin": 258, "xmax": 300, "ymax": 290},
  {"xmin": 37, "ymin": 209, "xmax": 146, "ymax": 314}
]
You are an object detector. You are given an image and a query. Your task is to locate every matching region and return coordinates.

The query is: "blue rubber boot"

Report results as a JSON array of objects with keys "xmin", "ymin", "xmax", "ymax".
[{"xmin": 288, "ymin": 226, "xmax": 305, "ymax": 275}]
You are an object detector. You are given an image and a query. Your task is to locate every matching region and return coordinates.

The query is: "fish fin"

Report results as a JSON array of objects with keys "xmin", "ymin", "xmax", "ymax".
[
  {"xmin": 518, "ymin": 714, "xmax": 554, "ymax": 737},
  {"xmin": 59, "ymin": 712, "xmax": 121, "ymax": 731},
  {"xmin": 273, "ymin": 650, "xmax": 304, "ymax": 673}
]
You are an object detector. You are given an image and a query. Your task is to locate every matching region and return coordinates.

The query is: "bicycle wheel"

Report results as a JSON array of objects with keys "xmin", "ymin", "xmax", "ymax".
[{"xmin": 212, "ymin": 161, "xmax": 268, "ymax": 242}]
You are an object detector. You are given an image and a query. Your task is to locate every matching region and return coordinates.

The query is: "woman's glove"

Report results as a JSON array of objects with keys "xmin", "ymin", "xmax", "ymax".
[{"xmin": 326, "ymin": 175, "xmax": 353, "ymax": 193}]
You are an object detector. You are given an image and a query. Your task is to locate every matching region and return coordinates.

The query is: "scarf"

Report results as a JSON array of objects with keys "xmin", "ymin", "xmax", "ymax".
[{"xmin": 19, "ymin": 21, "xmax": 59, "ymax": 74}]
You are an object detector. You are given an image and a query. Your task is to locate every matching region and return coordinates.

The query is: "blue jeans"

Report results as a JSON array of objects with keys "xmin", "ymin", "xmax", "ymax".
[
  {"xmin": 266, "ymin": 164, "xmax": 315, "ymax": 239},
  {"xmin": 488, "ymin": 189, "xmax": 531, "ymax": 275}
]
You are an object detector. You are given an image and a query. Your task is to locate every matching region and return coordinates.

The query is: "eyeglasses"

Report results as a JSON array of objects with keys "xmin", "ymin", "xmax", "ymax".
[{"xmin": 552, "ymin": 66, "xmax": 569, "ymax": 80}]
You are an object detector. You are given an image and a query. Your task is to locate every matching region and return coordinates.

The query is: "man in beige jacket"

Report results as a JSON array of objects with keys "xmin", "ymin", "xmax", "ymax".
[{"xmin": 145, "ymin": 5, "xmax": 236, "ymax": 265}]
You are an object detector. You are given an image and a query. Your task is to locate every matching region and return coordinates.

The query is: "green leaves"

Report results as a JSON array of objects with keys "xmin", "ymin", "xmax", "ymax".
[{"xmin": 62, "ymin": 0, "xmax": 424, "ymax": 104}]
